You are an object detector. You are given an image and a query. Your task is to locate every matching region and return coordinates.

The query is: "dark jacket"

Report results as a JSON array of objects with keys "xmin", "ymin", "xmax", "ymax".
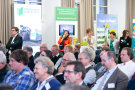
[
  {"xmin": 0, "ymin": 64, "xmax": 10, "ymax": 82},
  {"xmin": 6, "ymin": 34, "xmax": 23, "ymax": 52}
]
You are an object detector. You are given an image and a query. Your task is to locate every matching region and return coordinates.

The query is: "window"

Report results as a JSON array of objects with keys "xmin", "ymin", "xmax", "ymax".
[
  {"xmin": 14, "ymin": 0, "xmax": 42, "ymax": 5},
  {"xmin": 93, "ymin": 0, "xmax": 108, "ymax": 20}
]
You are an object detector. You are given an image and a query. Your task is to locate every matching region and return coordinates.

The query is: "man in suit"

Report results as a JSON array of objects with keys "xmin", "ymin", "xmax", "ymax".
[
  {"xmin": 34, "ymin": 43, "xmax": 48, "ymax": 59},
  {"xmin": 51, "ymin": 44, "xmax": 62, "ymax": 65},
  {"xmin": 91, "ymin": 51, "xmax": 128, "ymax": 90},
  {"xmin": 6, "ymin": 27, "xmax": 23, "ymax": 54},
  {"xmin": 64, "ymin": 61, "xmax": 87, "ymax": 87}
]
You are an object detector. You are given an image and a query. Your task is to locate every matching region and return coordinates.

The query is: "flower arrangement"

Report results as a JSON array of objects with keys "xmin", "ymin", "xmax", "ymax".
[
  {"xmin": 73, "ymin": 37, "xmax": 78, "ymax": 45},
  {"xmin": 104, "ymin": 23, "xmax": 110, "ymax": 42},
  {"xmin": 80, "ymin": 40, "xmax": 88, "ymax": 46}
]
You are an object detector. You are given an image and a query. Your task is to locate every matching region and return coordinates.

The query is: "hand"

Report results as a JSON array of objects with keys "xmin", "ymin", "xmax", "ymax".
[{"xmin": 58, "ymin": 64, "xmax": 64, "ymax": 74}]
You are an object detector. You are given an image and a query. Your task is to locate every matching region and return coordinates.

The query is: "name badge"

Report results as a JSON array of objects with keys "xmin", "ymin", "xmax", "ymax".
[
  {"xmin": 108, "ymin": 83, "xmax": 115, "ymax": 88},
  {"xmin": 45, "ymin": 83, "xmax": 50, "ymax": 90}
]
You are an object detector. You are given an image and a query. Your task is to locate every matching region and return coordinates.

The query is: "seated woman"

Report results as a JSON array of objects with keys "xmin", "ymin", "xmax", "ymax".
[
  {"xmin": 40, "ymin": 50, "xmax": 53, "ymax": 60},
  {"xmin": 83, "ymin": 28, "xmax": 96, "ymax": 50},
  {"xmin": 58, "ymin": 30, "xmax": 71, "ymax": 55},
  {"xmin": 102, "ymin": 30, "xmax": 119, "ymax": 54}
]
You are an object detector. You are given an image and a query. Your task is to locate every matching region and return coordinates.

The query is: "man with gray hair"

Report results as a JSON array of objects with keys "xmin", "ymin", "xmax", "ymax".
[
  {"xmin": 23, "ymin": 46, "xmax": 34, "ymax": 71},
  {"xmin": 78, "ymin": 47, "xmax": 96, "ymax": 87},
  {"xmin": 32, "ymin": 56, "xmax": 61, "ymax": 90},
  {"xmin": 56, "ymin": 52, "xmax": 76, "ymax": 84},
  {"xmin": 0, "ymin": 51, "xmax": 10, "ymax": 82}
]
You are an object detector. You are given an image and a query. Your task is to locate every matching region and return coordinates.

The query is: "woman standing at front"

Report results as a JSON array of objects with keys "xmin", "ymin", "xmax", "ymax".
[
  {"xmin": 58, "ymin": 30, "xmax": 71, "ymax": 55},
  {"xmin": 83, "ymin": 28, "xmax": 96, "ymax": 50},
  {"xmin": 118, "ymin": 30, "xmax": 132, "ymax": 63}
]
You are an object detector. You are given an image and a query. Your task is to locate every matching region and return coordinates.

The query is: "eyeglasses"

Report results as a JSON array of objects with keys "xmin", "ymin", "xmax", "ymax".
[
  {"xmin": 64, "ymin": 70, "xmax": 77, "ymax": 74},
  {"xmin": 62, "ymin": 59, "xmax": 70, "ymax": 62}
]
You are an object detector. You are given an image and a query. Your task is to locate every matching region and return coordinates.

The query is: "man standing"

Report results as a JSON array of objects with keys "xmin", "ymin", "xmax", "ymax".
[
  {"xmin": 64, "ymin": 61, "xmax": 87, "ymax": 86},
  {"xmin": 117, "ymin": 47, "xmax": 135, "ymax": 80},
  {"xmin": 51, "ymin": 44, "xmax": 62, "ymax": 65},
  {"xmin": 3, "ymin": 50, "xmax": 35, "ymax": 90},
  {"xmin": 6, "ymin": 27, "xmax": 23, "ymax": 53},
  {"xmin": 34, "ymin": 43, "xmax": 48, "ymax": 59},
  {"xmin": 91, "ymin": 51, "xmax": 128, "ymax": 90}
]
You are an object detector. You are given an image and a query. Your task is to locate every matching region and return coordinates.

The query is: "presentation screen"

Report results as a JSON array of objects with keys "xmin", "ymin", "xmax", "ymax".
[{"xmin": 59, "ymin": 24, "xmax": 75, "ymax": 36}]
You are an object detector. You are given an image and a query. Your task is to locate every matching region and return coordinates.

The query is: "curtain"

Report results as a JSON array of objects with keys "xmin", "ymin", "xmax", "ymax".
[
  {"xmin": 61, "ymin": 0, "xmax": 75, "ymax": 7},
  {"xmin": 0, "ymin": 0, "xmax": 13, "ymax": 46},
  {"xmin": 79, "ymin": 0, "xmax": 94, "ymax": 42},
  {"xmin": 126, "ymin": 0, "xmax": 135, "ymax": 35}
]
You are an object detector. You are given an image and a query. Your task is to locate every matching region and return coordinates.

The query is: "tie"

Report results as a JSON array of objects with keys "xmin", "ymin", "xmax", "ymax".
[{"xmin": 97, "ymin": 71, "xmax": 109, "ymax": 90}]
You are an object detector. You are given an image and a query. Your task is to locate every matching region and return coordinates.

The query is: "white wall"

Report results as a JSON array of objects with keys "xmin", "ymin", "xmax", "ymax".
[
  {"xmin": 42, "ymin": 0, "xmax": 61, "ymax": 49},
  {"xmin": 108, "ymin": 0, "xmax": 126, "ymax": 38}
]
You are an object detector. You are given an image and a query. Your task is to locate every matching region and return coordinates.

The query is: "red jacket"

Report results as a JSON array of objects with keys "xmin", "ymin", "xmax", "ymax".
[{"xmin": 58, "ymin": 36, "xmax": 71, "ymax": 52}]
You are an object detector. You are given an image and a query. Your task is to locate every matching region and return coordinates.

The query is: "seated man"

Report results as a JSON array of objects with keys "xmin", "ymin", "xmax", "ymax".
[
  {"xmin": 3, "ymin": 50, "xmax": 35, "ymax": 90},
  {"xmin": 91, "ymin": 51, "xmax": 128, "ymax": 90},
  {"xmin": 23, "ymin": 46, "xmax": 35, "ymax": 71},
  {"xmin": 51, "ymin": 44, "xmax": 63, "ymax": 65},
  {"xmin": 55, "ymin": 52, "xmax": 76, "ymax": 84},
  {"xmin": 32, "ymin": 56, "xmax": 61, "ymax": 90},
  {"xmin": 73, "ymin": 43, "xmax": 81, "ymax": 60},
  {"xmin": 64, "ymin": 61, "xmax": 87, "ymax": 87},
  {"xmin": 0, "ymin": 51, "xmax": 10, "ymax": 82},
  {"xmin": 117, "ymin": 47, "xmax": 135, "ymax": 80},
  {"xmin": 78, "ymin": 47, "xmax": 96, "ymax": 86},
  {"xmin": 34, "ymin": 43, "xmax": 48, "ymax": 59}
]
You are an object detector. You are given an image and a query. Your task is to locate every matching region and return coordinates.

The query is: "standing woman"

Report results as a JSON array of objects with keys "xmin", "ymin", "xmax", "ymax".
[
  {"xmin": 83, "ymin": 28, "xmax": 96, "ymax": 50},
  {"xmin": 119, "ymin": 30, "xmax": 132, "ymax": 63},
  {"xmin": 102, "ymin": 31, "xmax": 119, "ymax": 54},
  {"xmin": 58, "ymin": 30, "xmax": 71, "ymax": 55}
]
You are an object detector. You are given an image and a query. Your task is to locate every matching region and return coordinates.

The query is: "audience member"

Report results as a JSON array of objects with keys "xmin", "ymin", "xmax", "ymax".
[
  {"xmin": 94, "ymin": 46, "xmax": 110, "ymax": 75},
  {"xmin": 32, "ymin": 56, "xmax": 61, "ymax": 90},
  {"xmin": 91, "ymin": 51, "xmax": 128, "ymax": 90},
  {"xmin": 83, "ymin": 28, "xmax": 96, "ymax": 50},
  {"xmin": 60, "ymin": 83, "xmax": 89, "ymax": 90},
  {"xmin": 40, "ymin": 50, "xmax": 53, "ymax": 60},
  {"xmin": 0, "ymin": 51, "xmax": 10, "ymax": 82},
  {"xmin": 119, "ymin": 30, "xmax": 132, "ymax": 63},
  {"xmin": 117, "ymin": 47, "xmax": 135, "ymax": 80},
  {"xmin": 58, "ymin": 30, "xmax": 71, "ymax": 55},
  {"xmin": 55, "ymin": 52, "xmax": 76, "ymax": 84},
  {"xmin": 23, "ymin": 46, "xmax": 35, "ymax": 71},
  {"xmin": 51, "ymin": 45, "xmax": 63, "ymax": 65},
  {"xmin": 74, "ymin": 43, "xmax": 81, "ymax": 60},
  {"xmin": 3, "ymin": 49, "xmax": 35, "ymax": 90},
  {"xmin": 64, "ymin": 45, "xmax": 74, "ymax": 54},
  {"xmin": 34, "ymin": 43, "xmax": 48, "ymax": 59},
  {"xmin": 78, "ymin": 47, "xmax": 96, "ymax": 87},
  {"xmin": 64, "ymin": 61, "xmax": 87, "ymax": 86}
]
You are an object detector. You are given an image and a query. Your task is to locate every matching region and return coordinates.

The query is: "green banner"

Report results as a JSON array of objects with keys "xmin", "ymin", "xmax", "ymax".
[{"xmin": 56, "ymin": 7, "xmax": 78, "ymax": 21}]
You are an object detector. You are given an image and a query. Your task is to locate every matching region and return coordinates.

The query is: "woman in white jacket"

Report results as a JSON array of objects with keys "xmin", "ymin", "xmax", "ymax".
[{"xmin": 83, "ymin": 28, "xmax": 96, "ymax": 50}]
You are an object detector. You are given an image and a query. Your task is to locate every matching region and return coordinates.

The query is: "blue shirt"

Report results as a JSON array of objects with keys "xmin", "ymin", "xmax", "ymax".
[{"xmin": 3, "ymin": 66, "xmax": 35, "ymax": 90}]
